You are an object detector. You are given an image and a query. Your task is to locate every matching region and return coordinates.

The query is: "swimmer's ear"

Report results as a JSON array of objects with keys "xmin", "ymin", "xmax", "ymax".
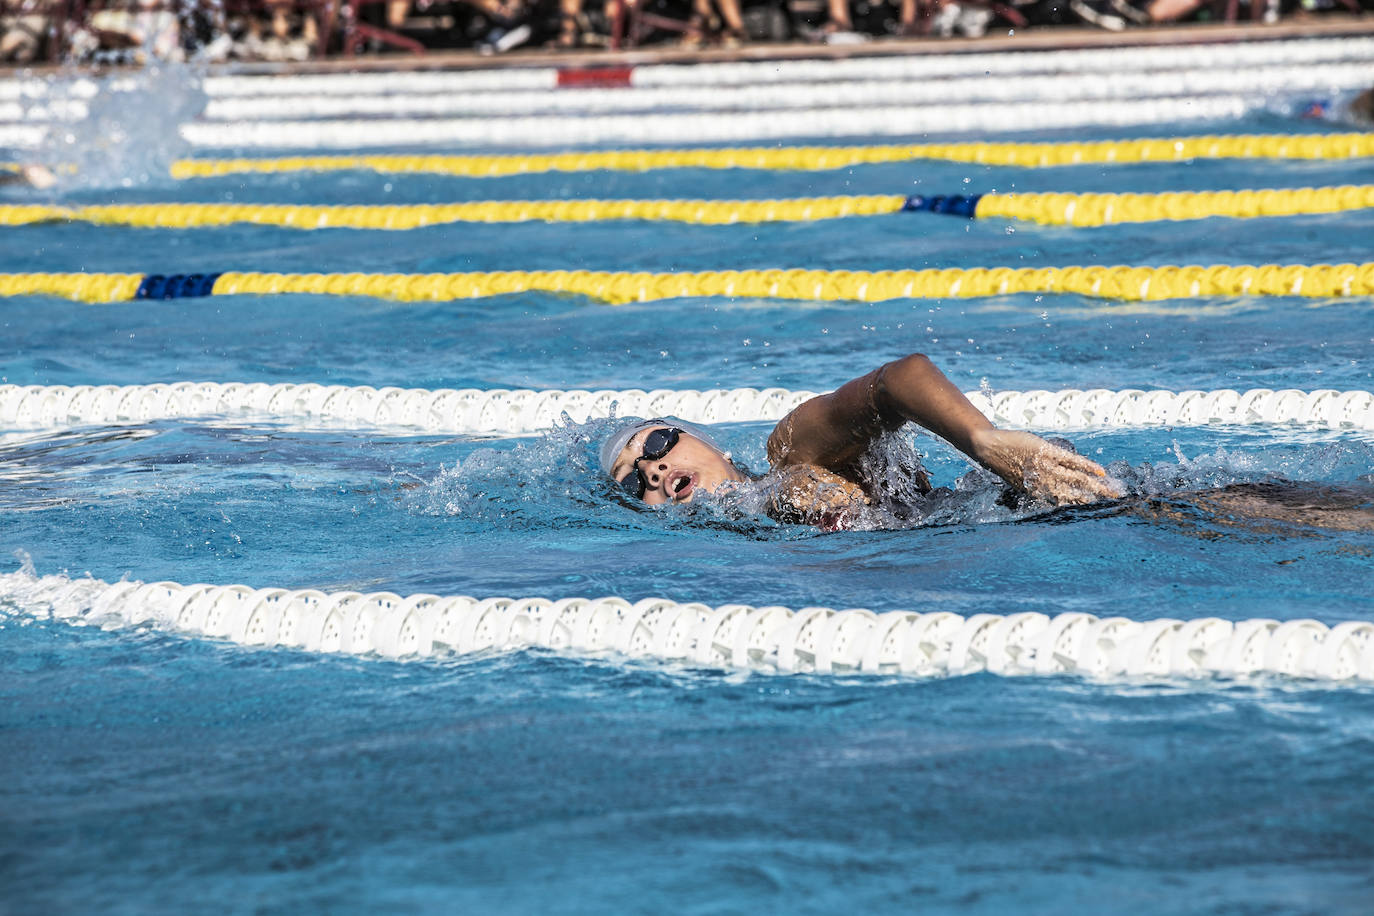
[{"xmin": 728, "ymin": 456, "xmax": 756, "ymax": 478}]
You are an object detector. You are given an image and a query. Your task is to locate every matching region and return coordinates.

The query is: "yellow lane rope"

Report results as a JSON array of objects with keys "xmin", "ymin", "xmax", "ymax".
[
  {"xmin": 0, "ymin": 273, "xmax": 145, "ymax": 302},
  {"xmin": 0, "ymin": 197, "xmax": 907, "ymax": 228},
  {"xmin": 3, "ymin": 263, "xmax": 1371, "ymax": 305},
  {"xmin": 975, "ymin": 185, "xmax": 1374, "ymax": 226},
  {"xmin": 164, "ymin": 133, "xmax": 1374, "ymax": 178},
  {"xmin": 4, "ymin": 184, "xmax": 1373, "ymax": 230}
]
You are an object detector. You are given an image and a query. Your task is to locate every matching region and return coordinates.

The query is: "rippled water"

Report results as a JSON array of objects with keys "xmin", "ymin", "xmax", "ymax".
[{"xmin": 2, "ymin": 86, "xmax": 1374, "ymax": 912}]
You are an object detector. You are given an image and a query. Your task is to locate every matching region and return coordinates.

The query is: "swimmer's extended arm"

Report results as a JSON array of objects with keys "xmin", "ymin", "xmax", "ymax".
[{"xmin": 766, "ymin": 353, "xmax": 1120, "ymax": 504}]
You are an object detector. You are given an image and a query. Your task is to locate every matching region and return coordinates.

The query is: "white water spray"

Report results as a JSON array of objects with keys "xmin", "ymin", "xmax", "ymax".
[{"xmin": 30, "ymin": 61, "xmax": 207, "ymax": 191}]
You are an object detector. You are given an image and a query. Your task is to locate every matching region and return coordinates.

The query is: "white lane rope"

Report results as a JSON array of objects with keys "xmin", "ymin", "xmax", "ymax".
[
  {"xmin": 187, "ymin": 63, "xmax": 1374, "ymax": 122},
  {"xmin": 2, "ymin": 383, "xmax": 1371, "ymax": 435},
  {"xmin": 2, "ymin": 35, "xmax": 1363, "ymax": 122},
  {"xmin": 0, "ymin": 99, "xmax": 87, "ymax": 122},
  {"xmin": 631, "ymin": 36, "xmax": 1374, "ymax": 88},
  {"xmin": 0, "ymin": 36, "xmax": 1360, "ymax": 147},
  {"xmin": 8, "ymin": 569, "xmax": 1374, "ymax": 681},
  {"xmin": 0, "ymin": 124, "xmax": 45, "ymax": 149},
  {"xmin": 0, "ymin": 34, "xmax": 1351, "ymax": 99},
  {"xmin": 177, "ymin": 97, "xmax": 1254, "ymax": 151}
]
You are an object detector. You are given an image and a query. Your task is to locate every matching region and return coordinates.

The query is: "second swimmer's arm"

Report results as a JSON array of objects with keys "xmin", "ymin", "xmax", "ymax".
[{"xmin": 768, "ymin": 353, "xmax": 1120, "ymax": 504}]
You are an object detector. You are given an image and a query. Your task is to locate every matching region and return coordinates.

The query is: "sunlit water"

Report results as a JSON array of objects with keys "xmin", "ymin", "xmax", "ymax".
[{"xmin": 2, "ymin": 70, "xmax": 1374, "ymax": 912}]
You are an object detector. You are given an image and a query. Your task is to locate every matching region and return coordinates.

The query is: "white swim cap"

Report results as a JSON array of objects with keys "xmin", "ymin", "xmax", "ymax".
[{"xmin": 598, "ymin": 417, "xmax": 727, "ymax": 476}]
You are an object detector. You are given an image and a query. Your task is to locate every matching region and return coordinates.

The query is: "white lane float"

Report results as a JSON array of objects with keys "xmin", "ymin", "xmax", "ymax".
[
  {"xmin": 7, "ymin": 568, "xmax": 1374, "ymax": 681},
  {"xmin": 1, "ymin": 383, "xmax": 1372, "ymax": 436}
]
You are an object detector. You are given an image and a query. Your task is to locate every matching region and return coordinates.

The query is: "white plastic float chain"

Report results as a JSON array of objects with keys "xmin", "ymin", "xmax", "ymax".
[
  {"xmin": 7, "ymin": 62, "xmax": 1366, "ymax": 125},
  {"xmin": 0, "ymin": 124, "xmax": 44, "ymax": 148},
  {"xmin": 184, "ymin": 63, "xmax": 1373, "ymax": 122},
  {"xmin": 1, "ymin": 35, "xmax": 1361, "ymax": 100},
  {"xmin": 1, "ymin": 383, "xmax": 1372, "ymax": 435},
  {"xmin": 211, "ymin": 34, "xmax": 1374, "ymax": 94},
  {"xmin": 11, "ymin": 570, "xmax": 1374, "ymax": 681},
  {"xmin": 0, "ymin": 95, "xmax": 1249, "ymax": 149},
  {"xmin": 176, "ymin": 96, "xmax": 1253, "ymax": 151},
  {"xmin": 628, "ymin": 35, "xmax": 1374, "ymax": 88}
]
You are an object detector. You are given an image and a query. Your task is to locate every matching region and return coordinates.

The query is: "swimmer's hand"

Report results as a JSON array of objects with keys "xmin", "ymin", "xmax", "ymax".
[{"xmin": 970, "ymin": 429, "xmax": 1122, "ymax": 505}]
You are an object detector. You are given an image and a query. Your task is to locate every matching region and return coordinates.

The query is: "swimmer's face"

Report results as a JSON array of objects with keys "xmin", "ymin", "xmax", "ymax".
[{"xmin": 609, "ymin": 426, "xmax": 746, "ymax": 505}]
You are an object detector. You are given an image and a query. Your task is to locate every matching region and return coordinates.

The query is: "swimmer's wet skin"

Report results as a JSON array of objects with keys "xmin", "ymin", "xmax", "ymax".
[{"xmin": 604, "ymin": 354, "xmax": 1122, "ymax": 526}]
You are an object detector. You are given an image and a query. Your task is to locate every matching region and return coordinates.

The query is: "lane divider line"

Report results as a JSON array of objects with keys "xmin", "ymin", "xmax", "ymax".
[
  {"xmin": 162, "ymin": 134, "xmax": 1374, "ymax": 179},
  {"xmin": 172, "ymin": 63, "xmax": 1373, "ymax": 121},
  {"xmin": 7, "ymin": 36, "xmax": 1370, "ymax": 101},
  {"xmin": 11, "ymin": 570, "xmax": 1374, "ymax": 681},
  {"xmin": 0, "ymin": 263, "xmax": 1370, "ymax": 305},
  {"xmin": 2, "ymin": 383, "xmax": 1370, "ymax": 435},
  {"xmin": 3, "ymin": 186, "xmax": 1372, "ymax": 230}
]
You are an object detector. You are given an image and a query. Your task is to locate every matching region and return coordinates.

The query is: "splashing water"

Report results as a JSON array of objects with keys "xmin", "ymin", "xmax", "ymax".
[
  {"xmin": 1110, "ymin": 439, "xmax": 1374, "ymax": 498},
  {"xmin": 34, "ymin": 61, "xmax": 207, "ymax": 191},
  {"xmin": 410, "ymin": 420, "xmax": 615, "ymax": 525},
  {"xmin": 0, "ymin": 552, "xmax": 113, "ymax": 628}
]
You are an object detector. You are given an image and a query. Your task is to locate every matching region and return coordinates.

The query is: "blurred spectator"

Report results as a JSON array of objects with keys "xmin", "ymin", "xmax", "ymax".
[
  {"xmin": 82, "ymin": 0, "xmax": 182, "ymax": 60},
  {"xmin": 33, "ymin": 0, "xmax": 1374, "ymax": 61},
  {"xmin": 1146, "ymin": 0, "xmax": 1277, "ymax": 20},
  {"xmin": 683, "ymin": 0, "xmax": 747, "ymax": 46},
  {"xmin": 552, "ymin": 0, "xmax": 590, "ymax": 47},
  {"xmin": 821, "ymin": 0, "xmax": 862, "ymax": 38},
  {"xmin": 901, "ymin": 1, "xmax": 999, "ymax": 37},
  {"xmin": 236, "ymin": 0, "xmax": 319, "ymax": 60},
  {"xmin": 0, "ymin": 0, "xmax": 52, "ymax": 61},
  {"xmin": 401, "ymin": 0, "xmax": 533, "ymax": 52}
]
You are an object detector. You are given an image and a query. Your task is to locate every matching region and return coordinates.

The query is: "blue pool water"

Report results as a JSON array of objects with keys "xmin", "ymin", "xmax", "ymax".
[{"xmin": 2, "ymin": 96, "xmax": 1374, "ymax": 912}]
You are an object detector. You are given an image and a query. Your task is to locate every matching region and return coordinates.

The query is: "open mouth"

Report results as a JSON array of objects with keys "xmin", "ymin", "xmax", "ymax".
[{"xmin": 671, "ymin": 472, "xmax": 696, "ymax": 501}]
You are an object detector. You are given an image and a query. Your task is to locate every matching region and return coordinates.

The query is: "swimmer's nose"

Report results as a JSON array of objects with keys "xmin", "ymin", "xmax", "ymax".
[{"xmin": 643, "ymin": 461, "xmax": 669, "ymax": 494}]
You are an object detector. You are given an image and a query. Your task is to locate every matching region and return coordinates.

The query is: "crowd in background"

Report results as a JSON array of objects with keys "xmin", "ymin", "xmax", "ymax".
[{"xmin": 0, "ymin": 0, "xmax": 1368, "ymax": 63}]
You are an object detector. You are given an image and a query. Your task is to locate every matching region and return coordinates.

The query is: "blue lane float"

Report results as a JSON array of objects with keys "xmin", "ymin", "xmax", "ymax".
[
  {"xmin": 902, "ymin": 194, "xmax": 983, "ymax": 218},
  {"xmin": 134, "ymin": 273, "xmax": 223, "ymax": 300}
]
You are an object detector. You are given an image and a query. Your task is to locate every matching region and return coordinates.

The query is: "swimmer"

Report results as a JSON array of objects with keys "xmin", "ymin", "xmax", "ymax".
[
  {"xmin": 601, "ymin": 353, "xmax": 1122, "ymax": 528},
  {"xmin": 1298, "ymin": 87, "xmax": 1373, "ymax": 126},
  {"xmin": 0, "ymin": 164, "xmax": 56, "ymax": 189},
  {"xmin": 1349, "ymin": 88, "xmax": 1374, "ymax": 126}
]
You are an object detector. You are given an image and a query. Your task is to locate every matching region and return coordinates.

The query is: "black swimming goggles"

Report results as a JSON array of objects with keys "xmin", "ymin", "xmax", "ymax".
[{"xmin": 618, "ymin": 427, "xmax": 682, "ymax": 499}]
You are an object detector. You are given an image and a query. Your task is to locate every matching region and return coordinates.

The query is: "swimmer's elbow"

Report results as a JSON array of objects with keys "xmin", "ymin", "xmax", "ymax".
[
  {"xmin": 887, "ymin": 352, "xmax": 932, "ymax": 370},
  {"xmin": 875, "ymin": 353, "xmax": 937, "ymax": 394},
  {"xmin": 880, "ymin": 353, "xmax": 935, "ymax": 382}
]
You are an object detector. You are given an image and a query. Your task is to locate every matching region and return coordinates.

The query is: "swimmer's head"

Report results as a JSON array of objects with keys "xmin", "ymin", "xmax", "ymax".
[
  {"xmin": 601, "ymin": 418, "xmax": 747, "ymax": 505},
  {"xmin": 1350, "ymin": 88, "xmax": 1374, "ymax": 125}
]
